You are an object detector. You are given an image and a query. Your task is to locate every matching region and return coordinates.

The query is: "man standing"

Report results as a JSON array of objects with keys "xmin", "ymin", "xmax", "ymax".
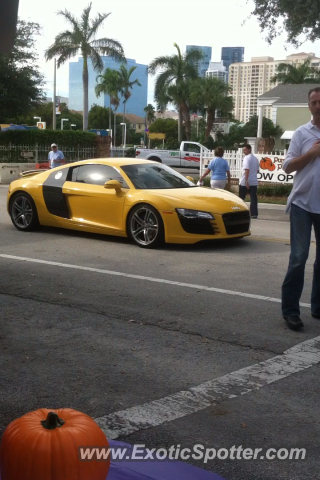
[
  {"xmin": 48, "ymin": 143, "xmax": 66, "ymax": 169},
  {"xmin": 239, "ymin": 144, "xmax": 260, "ymax": 218},
  {"xmin": 281, "ymin": 87, "xmax": 320, "ymax": 330}
]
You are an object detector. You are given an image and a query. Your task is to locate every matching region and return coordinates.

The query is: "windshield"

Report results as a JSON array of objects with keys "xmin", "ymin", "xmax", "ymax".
[{"xmin": 121, "ymin": 163, "xmax": 196, "ymax": 189}]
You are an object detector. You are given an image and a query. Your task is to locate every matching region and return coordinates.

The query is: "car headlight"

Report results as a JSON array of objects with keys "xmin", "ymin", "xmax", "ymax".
[{"xmin": 176, "ymin": 208, "xmax": 215, "ymax": 220}]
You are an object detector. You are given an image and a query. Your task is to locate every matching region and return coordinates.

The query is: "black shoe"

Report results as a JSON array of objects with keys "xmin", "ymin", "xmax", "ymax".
[
  {"xmin": 251, "ymin": 216, "xmax": 258, "ymax": 219},
  {"xmin": 311, "ymin": 312, "xmax": 320, "ymax": 319},
  {"xmin": 283, "ymin": 315, "xmax": 304, "ymax": 330}
]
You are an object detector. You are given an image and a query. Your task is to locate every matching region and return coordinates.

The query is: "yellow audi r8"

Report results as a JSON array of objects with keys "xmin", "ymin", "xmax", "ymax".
[{"xmin": 7, "ymin": 158, "xmax": 251, "ymax": 248}]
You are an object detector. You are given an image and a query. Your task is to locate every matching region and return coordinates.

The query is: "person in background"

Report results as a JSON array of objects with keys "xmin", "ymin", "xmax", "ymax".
[
  {"xmin": 197, "ymin": 147, "xmax": 231, "ymax": 189},
  {"xmin": 238, "ymin": 144, "xmax": 260, "ymax": 218},
  {"xmin": 281, "ymin": 86, "xmax": 320, "ymax": 331},
  {"xmin": 48, "ymin": 143, "xmax": 66, "ymax": 169}
]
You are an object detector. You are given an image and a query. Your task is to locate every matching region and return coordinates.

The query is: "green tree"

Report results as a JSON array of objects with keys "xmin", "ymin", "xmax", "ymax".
[
  {"xmin": 95, "ymin": 68, "xmax": 121, "ymax": 142},
  {"xmin": 250, "ymin": 0, "xmax": 320, "ymax": 45},
  {"xmin": 19, "ymin": 102, "xmax": 83, "ymax": 130},
  {"xmin": 271, "ymin": 59, "xmax": 320, "ymax": 84},
  {"xmin": 148, "ymin": 43, "xmax": 202, "ymax": 142},
  {"xmin": 0, "ymin": 20, "xmax": 45, "ymax": 123},
  {"xmin": 148, "ymin": 118, "xmax": 180, "ymax": 149},
  {"xmin": 88, "ymin": 105, "xmax": 129, "ymax": 146},
  {"xmin": 190, "ymin": 77, "xmax": 234, "ymax": 139},
  {"xmin": 45, "ymin": 2, "xmax": 125, "ymax": 131},
  {"xmin": 117, "ymin": 65, "xmax": 141, "ymax": 144},
  {"xmin": 144, "ymin": 104, "xmax": 156, "ymax": 124},
  {"xmin": 242, "ymin": 115, "xmax": 283, "ymax": 138}
]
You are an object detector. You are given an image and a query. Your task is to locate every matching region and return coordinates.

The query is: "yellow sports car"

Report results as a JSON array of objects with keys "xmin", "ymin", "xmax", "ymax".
[{"xmin": 7, "ymin": 158, "xmax": 251, "ymax": 248}]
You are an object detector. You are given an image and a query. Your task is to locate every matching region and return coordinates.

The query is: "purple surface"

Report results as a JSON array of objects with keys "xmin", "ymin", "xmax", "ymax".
[{"xmin": 107, "ymin": 440, "xmax": 226, "ymax": 480}]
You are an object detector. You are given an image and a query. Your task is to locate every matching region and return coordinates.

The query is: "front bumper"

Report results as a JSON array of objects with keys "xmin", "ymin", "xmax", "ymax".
[{"xmin": 162, "ymin": 210, "xmax": 251, "ymax": 244}]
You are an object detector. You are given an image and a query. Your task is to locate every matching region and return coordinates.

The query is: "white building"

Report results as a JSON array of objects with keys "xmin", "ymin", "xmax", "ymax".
[
  {"xmin": 206, "ymin": 61, "xmax": 227, "ymax": 82},
  {"xmin": 229, "ymin": 52, "xmax": 320, "ymax": 123}
]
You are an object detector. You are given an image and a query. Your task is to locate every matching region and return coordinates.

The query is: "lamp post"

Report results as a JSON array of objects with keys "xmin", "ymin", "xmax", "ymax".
[
  {"xmin": 61, "ymin": 119, "xmax": 69, "ymax": 130},
  {"xmin": 71, "ymin": 124, "xmax": 76, "ymax": 130},
  {"xmin": 34, "ymin": 116, "xmax": 41, "ymax": 123},
  {"xmin": 120, "ymin": 123, "xmax": 127, "ymax": 148}
]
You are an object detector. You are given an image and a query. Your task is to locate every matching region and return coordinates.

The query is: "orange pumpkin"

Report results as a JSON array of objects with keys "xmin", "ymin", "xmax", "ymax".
[
  {"xmin": 260, "ymin": 157, "xmax": 273, "ymax": 170},
  {"xmin": 0, "ymin": 408, "xmax": 110, "ymax": 480},
  {"xmin": 269, "ymin": 163, "xmax": 276, "ymax": 171}
]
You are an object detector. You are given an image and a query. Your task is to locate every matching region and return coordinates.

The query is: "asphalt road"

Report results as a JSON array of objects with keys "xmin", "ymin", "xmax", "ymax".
[{"xmin": 0, "ymin": 184, "xmax": 319, "ymax": 480}]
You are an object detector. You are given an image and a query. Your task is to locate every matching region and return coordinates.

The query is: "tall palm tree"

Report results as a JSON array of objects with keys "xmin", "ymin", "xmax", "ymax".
[
  {"xmin": 190, "ymin": 77, "xmax": 234, "ymax": 139},
  {"xmin": 271, "ymin": 59, "xmax": 320, "ymax": 84},
  {"xmin": 95, "ymin": 68, "xmax": 120, "ymax": 145},
  {"xmin": 144, "ymin": 104, "xmax": 156, "ymax": 124},
  {"xmin": 148, "ymin": 44, "xmax": 202, "ymax": 141},
  {"xmin": 45, "ymin": 3, "xmax": 125, "ymax": 130},
  {"xmin": 117, "ymin": 65, "xmax": 141, "ymax": 144}
]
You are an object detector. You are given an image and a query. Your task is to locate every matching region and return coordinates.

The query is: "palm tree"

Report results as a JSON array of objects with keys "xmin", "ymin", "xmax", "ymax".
[
  {"xmin": 144, "ymin": 104, "xmax": 156, "ymax": 125},
  {"xmin": 190, "ymin": 77, "xmax": 234, "ymax": 139},
  {"xmin": 45, "ymin": 3, "xmax": 125, "ymax": 130},
  {"xmin": 117, "ymin": 65, "xmax": 141, "ymax": 144},
  {"xmin": 95, "ymin": 68, "xmax": 120, "ymax": 145},
  {"xmin": 271, "ymin": 59, "xmax": 320, "ymax": 84},
  {"xmin": 148, "ymin": 44, "xmax": 202, "ymax": 142}
]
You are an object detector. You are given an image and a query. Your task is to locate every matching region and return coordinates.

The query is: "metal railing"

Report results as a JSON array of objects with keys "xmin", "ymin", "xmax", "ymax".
[{"xmin": 0, "ymin": 144, "xmax": 96, "ymax": 163}]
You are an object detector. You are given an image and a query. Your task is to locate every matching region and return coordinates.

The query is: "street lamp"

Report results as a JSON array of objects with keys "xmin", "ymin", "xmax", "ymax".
[
  {"xmin": 61, "ymin": 118, "xmax": 69, "ymax": 130},
  {"xmin": 34, "ymin": 116, "xmax": 41, "ymax": 123},
  {"xmin": 120, "ymin": 122, "xmax": 126, "ymax": 148},
  {"xmin": 71, "ymin": 124, "xmax": 76, "ymax": 130}
]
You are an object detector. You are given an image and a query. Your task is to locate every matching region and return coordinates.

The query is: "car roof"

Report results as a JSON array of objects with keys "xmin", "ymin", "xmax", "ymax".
[{"xmin": 68, "ymin": 158, "xmax": 155, "ymax": 168}]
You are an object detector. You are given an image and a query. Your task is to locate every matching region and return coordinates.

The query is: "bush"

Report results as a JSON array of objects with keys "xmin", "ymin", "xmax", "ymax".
[
  {"xmin": 0, "ymin": 130, "xmax": 96, "ymax": 147},
  {"xmin": 257, "ymin": 184, "xmax": 292, "ymax": 197}
]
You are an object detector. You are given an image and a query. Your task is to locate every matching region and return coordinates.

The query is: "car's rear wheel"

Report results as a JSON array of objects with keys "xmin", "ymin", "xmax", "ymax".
[
  {"xmin": 9, "ymin": 192, "xmax": 39, "ymax": 231},
  {"xmin": 128, "ymin": 204, "xmax": 164, "ymax": 248}
]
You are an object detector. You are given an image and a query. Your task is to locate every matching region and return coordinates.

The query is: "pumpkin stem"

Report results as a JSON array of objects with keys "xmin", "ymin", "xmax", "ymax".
[{"xmin": 41, "ymin": 412, "xmax": 65, "ymax": 430}]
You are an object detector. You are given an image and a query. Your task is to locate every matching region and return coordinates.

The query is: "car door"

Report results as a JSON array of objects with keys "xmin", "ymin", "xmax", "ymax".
[
  {"xmin": 181, "ymin": 143, "xmax": 201, "ymax": 167},
  {"xmin": 63, "ymin": 164, "xmax": 129, "ymax": 233}
]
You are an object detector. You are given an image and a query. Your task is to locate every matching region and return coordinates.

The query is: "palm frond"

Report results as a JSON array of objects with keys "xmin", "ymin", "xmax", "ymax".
[
  {"xmin": 90, "ymin": 38, "xmax": 125, "ymax": 62},
  {"xmin": 89, "ymin": 47, "xmax": 104, "ymax": 72},
  {"xmin": 57, "ymin": 9, "xmax": 81, "ymax": 33},
  {"xmin": 148, "ymin": 55, "xmax": 173, "ymax": 75},
  {"xmin": 81, "ymin": 2, "xmax": 93, "ymax": 36},
  {"xmin": 45, "ymin": 43, "xmax": 79, "ymax": 63},
  {"xmin": 88, "ymin": 12, "xmax": 111, "ymax": 39}
]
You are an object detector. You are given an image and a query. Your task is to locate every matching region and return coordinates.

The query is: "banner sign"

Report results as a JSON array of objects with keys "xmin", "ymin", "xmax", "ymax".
[{"xmin": 256, "ymin": 155, "xmax": 294, "ymax": 183}]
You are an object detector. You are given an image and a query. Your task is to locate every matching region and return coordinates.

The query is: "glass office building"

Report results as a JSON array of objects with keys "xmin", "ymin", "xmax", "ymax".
[
  {"xmin": 221, "ymin": 47, "xmax": 244, "ymax": 76},
  {"xmin": 186, "ymin": 45, "xmax": 212, "ymax": 77},
  {"xmin": 69, "ymin": 57, "xmax": 148, "ymax": 118}
]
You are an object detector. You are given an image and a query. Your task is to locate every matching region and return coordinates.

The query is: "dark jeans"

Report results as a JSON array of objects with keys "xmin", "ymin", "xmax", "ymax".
[
  {"xmin": 239, "ymin": 185, "xmax": 258, "ymax": 217},
  {"xmin": 282, "ymin": 203, "xmax": 320, "ymax": 316}
]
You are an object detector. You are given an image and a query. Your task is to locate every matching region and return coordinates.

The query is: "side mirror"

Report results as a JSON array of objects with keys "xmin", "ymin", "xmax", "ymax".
[
  {"xmin": 186, "ymin": 176, "xmax": 195, "ymax": 183},
  {"xmin": 104, "ymin": 180, "xmax": 122, "ymax": 191}
]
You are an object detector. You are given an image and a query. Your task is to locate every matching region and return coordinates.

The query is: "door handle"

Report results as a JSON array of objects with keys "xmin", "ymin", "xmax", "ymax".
[{"xmin": 185, "ymin": 153, "xmax": 189, "ymax": 156}]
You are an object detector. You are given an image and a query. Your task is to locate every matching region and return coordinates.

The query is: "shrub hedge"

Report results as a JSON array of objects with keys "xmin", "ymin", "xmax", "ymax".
[{"xmin": 0, "ymin": 130, "xmax": 96, "ymax": 147}]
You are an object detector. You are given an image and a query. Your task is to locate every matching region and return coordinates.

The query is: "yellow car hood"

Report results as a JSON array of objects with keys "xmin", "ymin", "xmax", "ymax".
[{"xmin": 139, "ymin": 186, "xmax": 248, "ymax": 215}]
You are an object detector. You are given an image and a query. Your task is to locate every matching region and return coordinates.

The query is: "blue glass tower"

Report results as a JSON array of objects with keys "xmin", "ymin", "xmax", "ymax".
[
  {"xmin": 186, "ymin": 45, "xmax": 212, "ymax": 77},
  {"xmin": 69, "ymin": 57, "xmax": 148, "ymax": 118},
  {"xmin": 221, "ymin": 47, "xmax": 244, "ymax": 74}
]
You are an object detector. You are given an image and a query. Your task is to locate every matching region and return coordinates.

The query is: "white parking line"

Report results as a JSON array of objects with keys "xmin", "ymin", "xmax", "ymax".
[
  {"xmin": 95, "ymin": 335, "xmax": 320, "ymax": 439},
  {"xmin": 0, "ymin": 253, "xmax": 311, "ymax": 308}
]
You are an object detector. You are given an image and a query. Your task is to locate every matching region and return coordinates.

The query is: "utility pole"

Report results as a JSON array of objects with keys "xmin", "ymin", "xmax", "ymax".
[{"xmin": 53, "ymin": 58, "xmax": 56, "ymax": 130}]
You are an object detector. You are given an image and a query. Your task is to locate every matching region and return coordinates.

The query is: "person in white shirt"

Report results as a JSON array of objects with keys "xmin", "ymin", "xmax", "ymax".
[
  {"xmin": 238, "ymin": 144, "xmax": 260, "ymax": 218},
  {"xmin": 281, "ymin": 87, "xmax": 320, "ymax": 331},
  {"xmin": 48, "ymin": 144, "xmax": 66, "ymax": 169}
]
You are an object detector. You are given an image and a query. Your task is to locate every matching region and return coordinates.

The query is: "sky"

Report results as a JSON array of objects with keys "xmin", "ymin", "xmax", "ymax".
[{"xmin": 18, "ymin": 0, "xmax": 320, "ymax": 106}]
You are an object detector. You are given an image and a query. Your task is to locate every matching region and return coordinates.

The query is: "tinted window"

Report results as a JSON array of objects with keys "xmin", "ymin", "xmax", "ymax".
[
  {"xmin": 121, "ymin": 164, "xmax": 195, "ymax": 190},
  {"xmin": 71, "ymin": 165, "xmax": 128, "ymax": 188}
]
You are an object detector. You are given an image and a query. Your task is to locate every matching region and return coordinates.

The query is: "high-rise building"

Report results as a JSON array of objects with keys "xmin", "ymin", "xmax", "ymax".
[
  {"xmin": 186, "ymin": 45, "xmax": 212, "ymax": 77},
  {"xmin": 229, "ymin": 52, "xmax": 320, "ymax": 123},
  {"xmin": 69, "ymin": 57, "xmax": 148, "ymax": 118},
  {"xmin": 221, "ymin": 47, "xmax": 244, "ymax": 77},
  {"xmin": 206, "ymin": 62, "xmax": 227, "ymax": 82}
]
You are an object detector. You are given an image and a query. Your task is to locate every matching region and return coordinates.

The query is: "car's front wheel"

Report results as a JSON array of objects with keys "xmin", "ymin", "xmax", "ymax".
[
  {"xmin": 9, "ymin": 192, "xmax": 39, "ymax": 231},
  {"xmin": 128, "ymin": 204, "xmax": 164, "ymax": 248}
]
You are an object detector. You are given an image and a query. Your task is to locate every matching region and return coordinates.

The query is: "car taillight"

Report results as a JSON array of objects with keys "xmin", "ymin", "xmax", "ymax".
[{"xmin": 136, "ymin": 151, "xmax": 140, "ymax": 156}]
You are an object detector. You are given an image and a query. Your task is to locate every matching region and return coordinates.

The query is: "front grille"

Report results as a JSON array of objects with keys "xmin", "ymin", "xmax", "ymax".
[
  {"xmin": 178, "ymin": 216, "xmax": 216, "ymax": 235},
  {"xmin": 222, "ymin": 211, "xmax": 250, "ymax": 235}
]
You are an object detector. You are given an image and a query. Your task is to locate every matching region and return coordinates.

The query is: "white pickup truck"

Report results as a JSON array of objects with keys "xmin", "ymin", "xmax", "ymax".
[{"xmin": 135, "ymin": 141, "xmax": 210, "ymax": 168}]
